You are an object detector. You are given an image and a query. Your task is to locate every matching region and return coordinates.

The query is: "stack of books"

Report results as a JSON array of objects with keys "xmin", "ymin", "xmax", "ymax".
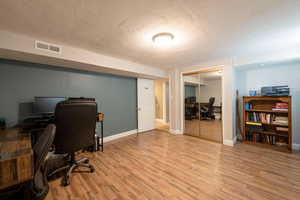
[
  {"xmin": 273, "ymin": 116, "xmax": 288, "ymax": 126},
  {"xmin": 272, "ymin": 102, "xmax": 288, "ymax": 112},
  {"xmin": 275, "ymin": 140, "xmax": 288, "ymax": 148},
  {"xmin": 276, "ymin": 127, "xmax": 288, "ymax": 132}
]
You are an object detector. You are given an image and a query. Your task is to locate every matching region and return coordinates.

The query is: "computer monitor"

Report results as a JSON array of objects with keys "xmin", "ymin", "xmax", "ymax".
[{"xmin": 33, "ymin": 97, "xmax": 66, "ymax": 114}]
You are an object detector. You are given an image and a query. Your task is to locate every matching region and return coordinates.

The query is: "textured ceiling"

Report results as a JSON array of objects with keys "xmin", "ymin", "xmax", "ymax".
[{"xmin": 0, "ymin": 0, "xmax": 300, "ymax": 69}]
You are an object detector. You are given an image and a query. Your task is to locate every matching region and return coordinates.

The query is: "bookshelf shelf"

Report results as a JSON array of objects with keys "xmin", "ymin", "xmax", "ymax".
[
  {"xmin": 245, "ymin": 109, "xmax": 288, "ymax": 114},
  {"xmin": 258, "ymin": 131, "xmax": 288, "ymax": 137},
  {"xmin": 269, "ymin": 123, "xmax": 289, "ymax": 127},
  {"xmin": 243, "ymin": 96, "xmax": 292, "ymax": 152},
  {"xmin": 245, "ymin": 128, "xmax": 288, "ymax": 137}
]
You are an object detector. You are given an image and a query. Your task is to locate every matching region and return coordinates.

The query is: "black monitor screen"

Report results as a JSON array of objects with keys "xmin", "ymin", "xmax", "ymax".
[{"xmin": 33, "ymin": 97, "xmax": 66, "ymax": 114}]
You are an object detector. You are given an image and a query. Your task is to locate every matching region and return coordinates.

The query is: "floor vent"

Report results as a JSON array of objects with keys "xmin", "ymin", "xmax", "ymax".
[{"xmin": 35, "ymin": 40, "xmax": 62, "ymax": 54}]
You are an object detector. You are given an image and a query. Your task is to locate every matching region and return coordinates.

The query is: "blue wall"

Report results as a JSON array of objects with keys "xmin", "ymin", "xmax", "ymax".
[
  {"xmin": 0, "ymin": 59, "xmax": 137, "ymax": 137},
  {"xmin": 185, "ymin": 85, "xmax": 196, "ymax": 98}
]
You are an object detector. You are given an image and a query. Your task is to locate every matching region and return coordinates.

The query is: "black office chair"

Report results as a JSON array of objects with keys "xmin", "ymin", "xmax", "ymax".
[
  {"xmin": 0, "ymin": 124, "xmax": 56, "ymax": 200},
  {"xmin": 48, "ymin": 100, "xmax": 96, "ymax": 186},
  {"xmin": 201, "ymin": 97, "xmax": 215, "ymax": 120}
]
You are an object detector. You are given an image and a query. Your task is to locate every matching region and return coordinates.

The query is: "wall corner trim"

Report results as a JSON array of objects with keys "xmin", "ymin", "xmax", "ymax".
[{"xmin": 103, "ymin": 129, "xmax": 138, "ymax": 143}]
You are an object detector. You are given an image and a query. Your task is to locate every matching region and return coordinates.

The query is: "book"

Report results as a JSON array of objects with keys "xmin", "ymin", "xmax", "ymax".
[
  {"xmin": 252, "ymin": 133, "xmax": 261, "ymax": 143},
  {"xmin": 253, "ymin": 112, "xmax": 257, "ymax": 122},
  {"xmin": 275, "ymin": 103, "xmax": 288, "ymax": 109},
  {"xmin": 273, "ymin": 116, "xmax": 288, "ymax": 125},
  {"xmin": 275, "ymin": 141, "xmax": 288, "ymax": 147},
  {"xmin": 276, "ymin": 127, "xmax": 288, "ymax": 132},
  {"xmin": 246, "ymin": 122, "xmax": 262, "ymax": 126},
  {"xmin": 245, "ymin": 103, "xmax": 253, "ymax": 110},
  {"xmin": 272, "ymin": 103, "xmax": 288, "ymax": 112},
  {"xmin": 272, "ymin": 108, "xmax": 288, "ymax": 112},
  {"xmin": 247, "ymin": 112, "xmax": 274, "ymax": 124}
]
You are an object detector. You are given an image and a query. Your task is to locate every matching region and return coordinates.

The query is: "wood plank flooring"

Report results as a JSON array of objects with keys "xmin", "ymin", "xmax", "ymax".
[{"xmin": 46, "ymin": 130, "xmax": 300, "ymax": 200}]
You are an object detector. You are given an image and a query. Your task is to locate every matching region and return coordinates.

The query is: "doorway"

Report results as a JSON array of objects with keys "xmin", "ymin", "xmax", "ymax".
[
  {"xmin": 154, "ymin": 79, "xmax": 170, "ymax": 132},
  {"xmin": 183, "ymin": 70, "xmax": 223, "ymax": 143}
]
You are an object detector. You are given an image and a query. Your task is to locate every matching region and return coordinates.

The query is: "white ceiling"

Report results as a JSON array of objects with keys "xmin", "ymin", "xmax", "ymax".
[{"xmin": 0, "ymin": 0, "xmax": 300, "ymax": 69}]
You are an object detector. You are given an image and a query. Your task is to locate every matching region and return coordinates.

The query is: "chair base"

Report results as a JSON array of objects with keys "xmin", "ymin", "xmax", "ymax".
[
  {"xmin": 200, "ymin": 116, "xmax": 215, "ymax": 120},
  {"xmin": 48, "ymin": 154, "xmax": 95, "ymax": 186}
]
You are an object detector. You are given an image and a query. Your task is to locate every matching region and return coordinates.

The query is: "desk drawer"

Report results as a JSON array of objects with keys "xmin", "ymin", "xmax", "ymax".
[{"xmin": 0, "ymin": 153, "xmax": 33, "ymax": 190}]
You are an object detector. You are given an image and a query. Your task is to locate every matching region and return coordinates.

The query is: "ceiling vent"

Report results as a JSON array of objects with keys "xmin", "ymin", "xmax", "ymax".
[{"xmin": 35, "ymin": 40, "xmax": 62, "ymax": 54}]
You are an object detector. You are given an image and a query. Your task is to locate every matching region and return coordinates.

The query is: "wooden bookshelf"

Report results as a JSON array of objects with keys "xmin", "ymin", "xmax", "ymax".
[{"xmin": 243, "ymin": 96, "xmax": 292, "ymax": 152}]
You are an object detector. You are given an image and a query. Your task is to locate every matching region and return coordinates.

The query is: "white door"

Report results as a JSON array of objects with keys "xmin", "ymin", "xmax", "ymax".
[{"xmin": 137, "ymin": 78, "xmax": 155, "ymax": 132}]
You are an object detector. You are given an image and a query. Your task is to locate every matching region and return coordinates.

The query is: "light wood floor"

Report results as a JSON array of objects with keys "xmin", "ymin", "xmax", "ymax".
[
  {"xmin": 46, "ymin": 130, "xmax": 300, "ymax": 200},
  {"xmin": 185, "ymin": 120, "xmax": 222, "ymax": 143}
]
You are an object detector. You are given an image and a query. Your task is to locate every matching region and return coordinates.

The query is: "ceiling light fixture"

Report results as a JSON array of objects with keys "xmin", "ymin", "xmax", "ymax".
[{"xmin": 152, "ymin": 32, "xmax": 174, "ymax": 47}]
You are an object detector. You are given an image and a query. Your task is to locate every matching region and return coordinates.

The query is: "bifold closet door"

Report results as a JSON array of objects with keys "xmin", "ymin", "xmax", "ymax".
[{"xmin": 184, "ymin": 102, "xmax": 201, "ymax": 137}]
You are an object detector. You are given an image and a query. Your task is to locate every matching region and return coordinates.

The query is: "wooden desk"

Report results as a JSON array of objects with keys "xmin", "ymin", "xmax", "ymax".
[
  {"xmin": 96, "ymin": 113, "xmax": 104, "ymax": 152},
  {"xmin": 0, "ymin": 128, "xmax": 33, "ymax": 190}
]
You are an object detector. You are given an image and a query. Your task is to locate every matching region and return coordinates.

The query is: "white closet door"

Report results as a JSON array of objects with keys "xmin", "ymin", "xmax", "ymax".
[{"xmin": 137, "ymin": 78, "xmax": 155, "ymax": 132}]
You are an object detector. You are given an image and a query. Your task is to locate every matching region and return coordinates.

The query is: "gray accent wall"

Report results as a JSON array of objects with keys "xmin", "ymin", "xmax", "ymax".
[{"xmin": 0, "ymin": 59, "xmax": 137, "ymax": 137}]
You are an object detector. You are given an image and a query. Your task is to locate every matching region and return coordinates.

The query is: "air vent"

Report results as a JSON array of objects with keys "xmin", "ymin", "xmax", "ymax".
[{"xmin": 35, "ymin": 40, "xmax": 62, "ymax": 54}]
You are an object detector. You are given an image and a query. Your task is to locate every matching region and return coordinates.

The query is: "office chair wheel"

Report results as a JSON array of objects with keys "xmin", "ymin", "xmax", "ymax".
[
  {"xmin": 62, "ymin": 176, "xmax": 70, "ymax": 186},
  {"xmin": 90, "ymin": 166, "xmax": 95, "ymax": 173}
]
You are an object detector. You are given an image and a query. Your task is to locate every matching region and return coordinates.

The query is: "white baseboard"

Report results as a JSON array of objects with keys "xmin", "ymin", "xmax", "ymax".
[
  {"xmin": 169, "ymin": 129, "xmax": 183, "ymax": 135},
  {"xmin": 103, "ymin": 129, "xmax": 138, "ymax": 143},
  {"xmin": 223, "ymin": 139, "xmax": 234, "ymax": 147},
  {"xmin": 292, "ymin": 143, "xmax": 300, "ymax": 151},
  {"xmin": 223, "ymin": 135, "xmax": 237, "ymax": 147}
]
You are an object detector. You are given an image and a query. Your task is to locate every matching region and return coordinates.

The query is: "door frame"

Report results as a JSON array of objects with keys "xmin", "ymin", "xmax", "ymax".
[{"xmin": 162, "ymin": 81, "xmax": 170, "ymax": 124}]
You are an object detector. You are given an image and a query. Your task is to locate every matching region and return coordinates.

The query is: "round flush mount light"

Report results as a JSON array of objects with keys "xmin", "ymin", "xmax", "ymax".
[{"xmin": 152, "ymin": 32, "xmax": 174, "ymax": 47}]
